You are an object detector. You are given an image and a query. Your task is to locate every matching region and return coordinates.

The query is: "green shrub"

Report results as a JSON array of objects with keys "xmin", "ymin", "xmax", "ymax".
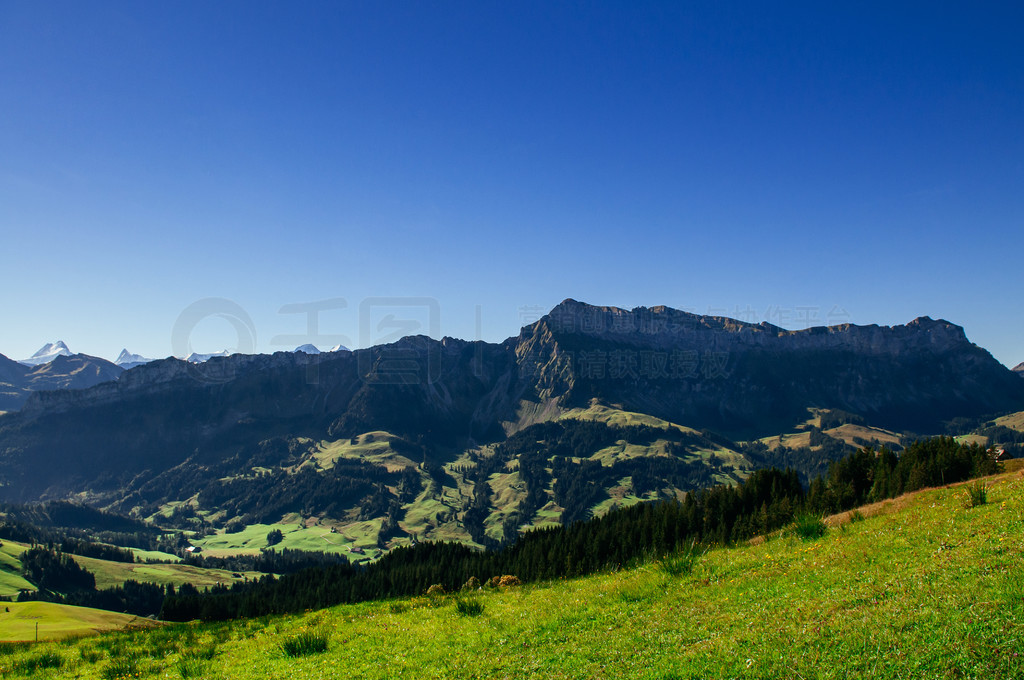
[
  {"xmin": 280, "ymin": 630, "xmax": 329, "ymax": 657},
  {"xmin": 101, "ymin": 654, "xmax": 139, "ymax": 680},
  {"xmin": 177, "ymin": 655, "xmax": 208, "ymax": 679},
  {"xmin": 963, "ymin": 480, "xmax": 988, "ymax": 508},
  {"xmin": 793, "ymin": 513, "xmax": 827, "ymax": 541},
  {"xmin": 454, "ymin": 597, "xmax": 485, "ymax": 616},
  {"xmin": 13, "ymin": 651, "xmax": 64, "ymax": 674},
  {"xmin": 0, "ymin": 641, "xmax": 31, "ymax": 657},
  {"xmin": 80, "ymin": 647, "xmax": 104, "ymax": 664},
  {"xmin": 849, "ymin": 509, "xmax": 865, "ymax": 523},
  {"xmin": 659, "ymin": 542, "xmax": 704, "ymax": 576},
  {"xmin": 426, "ymin": 583, "xmax": 448, "ymax": 606},
  {"xmin": 192, "ymin": 644, "xmax": 218, "ymax": 660}
]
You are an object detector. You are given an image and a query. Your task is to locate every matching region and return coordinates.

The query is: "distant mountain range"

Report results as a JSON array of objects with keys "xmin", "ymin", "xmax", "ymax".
[
  {"xmin": 0, "ymin": 350, "xmax": 124, "ymax": 412},
  {"xmin": 1, "ymin": 299, "xmax": 1022, "ymax": 550},
  {"xmin": 1, "ymin": 342, "xmax": 353, "ymax": 410}
]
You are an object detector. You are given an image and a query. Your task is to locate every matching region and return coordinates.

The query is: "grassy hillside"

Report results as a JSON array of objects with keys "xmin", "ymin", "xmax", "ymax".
[
  {"xmin": 177, "ymin": 407, "xmax": 760, "ymax": 557},
  {"xmin": 0, "ymin": 542, "xmax": 34, "ymax": 598},
  {"xmin": 2, "ymin": 463, "xmax": 1021, "ymax": 678},
  {"xmin": 559, "ymin": 402, "xmax": 700, "ymax": 433},
  {"xmin": 0, "ymin": 601, "xmax": 157, "ymax": 642},
  {"xmin": 0, "ymin": 539, "xmax": 263, "ymax": 592},
  {"xmin": 995, "ymin": 409, "xmax": 1024, "ymax": 432},
  {"xmin": 758, "ymin": 422, "xmax": 901, "ymax": 451},
  {"xmin": 70, "ymin": 553, "xmax": 263, "ymax": 591}
]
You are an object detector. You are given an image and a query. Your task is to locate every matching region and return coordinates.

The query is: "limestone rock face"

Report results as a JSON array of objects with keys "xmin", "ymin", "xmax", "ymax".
[{"xmin": 513, "ymin": 301, "xmax": 1023, "ymax": 437}]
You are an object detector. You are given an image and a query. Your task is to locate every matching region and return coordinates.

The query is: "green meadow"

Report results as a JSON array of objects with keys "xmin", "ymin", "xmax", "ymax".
[
  {"xmin": 190, "ymin": 519, "xmax": 380, "ymax": 561},
  {"xmin": 69, "ymin": 554, "xmax": 263, "ymax": 591},
  {"xmin": 0, "ymin": 601, "xmax": 157, "ymax": 643},
  {"xmin": 0, "ymin": 542, "xmax": 34, "ymax": 598},
  {"xmin": 2, "ymin": 463, "xmax": 1021, "ymax": 678}
]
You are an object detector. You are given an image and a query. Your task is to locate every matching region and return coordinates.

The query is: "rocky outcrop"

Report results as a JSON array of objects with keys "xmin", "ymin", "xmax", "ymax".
[
  {"xmin": 527, "ymin": 300, "xmax": 1023, "ymax": 435},
  {"xmin": 543, "ymin": 299, "xmax": 969, "ymax": 355}
]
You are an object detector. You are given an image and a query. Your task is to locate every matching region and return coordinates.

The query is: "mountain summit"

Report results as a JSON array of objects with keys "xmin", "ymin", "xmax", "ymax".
[
  {"xmin": 19, "ymin": 341, "xmax": 73, "ymax": 366},
  {"xmin": 115, "ymin": 349, "xmax": 156, "ymax": 370}
]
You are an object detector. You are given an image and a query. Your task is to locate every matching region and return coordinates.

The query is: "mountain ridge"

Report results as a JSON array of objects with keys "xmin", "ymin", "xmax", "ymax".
[
  {"xmin": 1, "ymin": 300, "xmax": 1021, "ymax": 541},
  {"xmin": 10, "ymin": 301, "xmax": 1021, "ymax": 432}
]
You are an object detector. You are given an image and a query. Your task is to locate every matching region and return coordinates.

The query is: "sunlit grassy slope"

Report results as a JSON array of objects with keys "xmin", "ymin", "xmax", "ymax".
[
  {"xmin": 0, "ymin": 542, "xmax": 34, "ymax": 598},
  {"xmin": 0, "ymin": 601, "xmax": 157, "ymax": 642},
  {"xmin": 3, "ymin": 463, "xmax": 1022, "ymax": 678},
  {"xmin": 995, "ymin": 409, "xmax": 1024, "ymax": 432},
  {"xmin": 70, "ymin": 553, "xmax": 263, "ymax": 591}
]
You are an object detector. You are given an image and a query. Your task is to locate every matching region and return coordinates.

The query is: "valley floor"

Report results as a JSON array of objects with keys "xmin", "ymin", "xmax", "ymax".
[{"xmin": 2, "ymin": 464, "xmax": 1023, "ymax": 679}]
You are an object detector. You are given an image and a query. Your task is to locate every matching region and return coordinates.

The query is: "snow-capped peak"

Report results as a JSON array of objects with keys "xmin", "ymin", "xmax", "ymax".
[
  {"xmin": 115, "ymin": 349, "xmax": 156, "ymax": 369},
  {"xmin": 184, "ymin": 350, "xmax": 232, "ymax": 363},
  {"xmin": 328, "ymin": 343, "xmax": 350, "ymax": 352},
  {"xmin": 19, "ymin": 341, "xmax": 73, "ymax": 366},
  {"xmin": 294, "ymin": 344, "xmax": 321, "ymax": 354}
]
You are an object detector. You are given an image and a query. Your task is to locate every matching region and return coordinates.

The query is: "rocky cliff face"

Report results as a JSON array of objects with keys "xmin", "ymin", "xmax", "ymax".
[
  {"xmin": 521, "ymin": 300, "xmax": 1023, "ymax": 435},
  {"xmin": 541, "ymin": 299, "xmax": 970, "ymax": 355}
]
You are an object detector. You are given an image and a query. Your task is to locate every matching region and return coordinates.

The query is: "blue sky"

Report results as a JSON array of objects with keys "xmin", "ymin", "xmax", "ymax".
[{"xmin": 1, "ymin": 2, "xmax": 1022, "ymax": 367}]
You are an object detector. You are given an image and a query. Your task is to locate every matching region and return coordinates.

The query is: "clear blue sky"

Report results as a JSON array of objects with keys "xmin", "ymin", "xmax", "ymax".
[{"xmin": 1, "ymin": 2, "xmax": 1022, "ymax": 367}]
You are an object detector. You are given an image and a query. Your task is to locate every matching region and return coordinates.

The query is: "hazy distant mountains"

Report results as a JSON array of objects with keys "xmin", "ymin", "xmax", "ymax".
[
  {"xmin": 0, "ymin": 347, "xmax": 123, "ymax": 412},
  {"xmin": 0, "ymin": 341, "xmax": 355, "ymax": 411}
]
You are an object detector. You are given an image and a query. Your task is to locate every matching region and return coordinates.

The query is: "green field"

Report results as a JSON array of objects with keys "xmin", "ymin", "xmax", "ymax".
[
  {"xmin": 69, "ymin": 553, "xmax": 264, "ymax": 591},
  {"xmin": 760, "ymin": 421, "xmax": 904, "ymax": 452},
  {"xmin": 1, "ymin": 538, "xmax": 263, "ymax": 593},
  {"xmin": 823, "ymin": 422, "xmax": 903, "ymax": 448},
  {"xmin": 126, "ymin": 547, "xmax": 181, "ymax": 563},
  {"xmin": 994, "ymin": 409, "xmax": 1024, "ymax": 432},
  {"xmin": 311, "ymin": 432, "xmax": 419, "ymax": 471},
  {"xmin": 0, "ymin": 542, "xmax": 34, "ymax": 598},
  {"xmin": 0, "ymin": 601, "xmax": 158, "ymax": 642},
  {"xmin": 3, "ymin": 464, "xmax": 1021, "ymax": 678},
  {"xmin": 955, "ymin": 434, "xmax": 989, "ymax": 447},
  {"xmin": 190, "ymin": 518, "xmax": 383, "ymax": 560}
]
